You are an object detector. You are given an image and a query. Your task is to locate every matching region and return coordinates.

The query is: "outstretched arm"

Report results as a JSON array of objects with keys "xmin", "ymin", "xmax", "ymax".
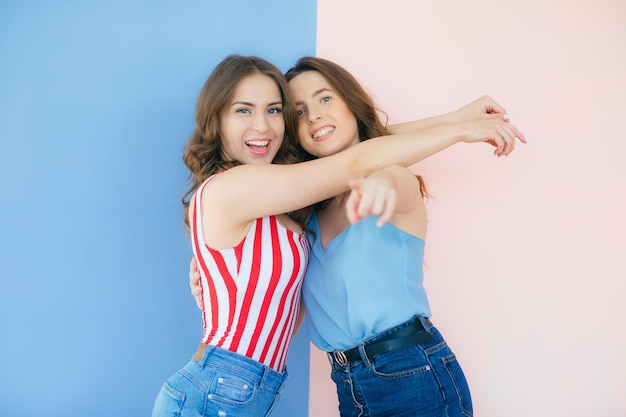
[
  {"xmin": 388, "ymin": 96, "xmax": 519, "ymax": 135},
  {"xmin": 346, "ymin": 165, "xmax": 421, "ymax": 227},
  {"xmin": 205, "ymin": 116, "xmax": 525, "ymax": 236}
]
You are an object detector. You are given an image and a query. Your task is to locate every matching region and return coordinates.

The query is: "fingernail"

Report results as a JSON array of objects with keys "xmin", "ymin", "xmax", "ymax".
[{"xmin": 503, "ymin": 113, "xmax": 511, "ymax": 120}]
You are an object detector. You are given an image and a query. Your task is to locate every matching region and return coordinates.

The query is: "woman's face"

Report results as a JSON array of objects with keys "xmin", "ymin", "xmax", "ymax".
[
  {"xmin": 288, "ymin": 71, "xmax": 359, "ymax": 158},
  {"xmin": 220, "ymin": 73, "xmax": 285, "ymax": 165}
]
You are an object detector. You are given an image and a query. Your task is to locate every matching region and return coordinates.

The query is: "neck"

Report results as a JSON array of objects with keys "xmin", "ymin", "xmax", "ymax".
[{"xmin": 333, "ymin": 192, "xmax": 349, "ymax": 207}]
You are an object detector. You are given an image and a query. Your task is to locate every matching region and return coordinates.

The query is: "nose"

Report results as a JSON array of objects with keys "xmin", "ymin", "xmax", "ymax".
[
  {"xmin": 252, "ymin": 111, "xmax": 270, "ymax": 132},
  {"xmin": 307, "ymin": 108, "xmax": 321, "ymax": 124}
]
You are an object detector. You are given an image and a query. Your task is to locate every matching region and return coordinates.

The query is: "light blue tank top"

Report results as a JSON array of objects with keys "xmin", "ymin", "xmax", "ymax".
[{"xmin": 302, "ymin": 212, "xmax": 431, "ymax": 351}]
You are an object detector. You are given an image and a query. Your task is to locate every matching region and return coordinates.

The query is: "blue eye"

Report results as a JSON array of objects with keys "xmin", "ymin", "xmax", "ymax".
[
  {"xmin": 321, "ymin": 96, "xmax": 332, "ymax": 103},
  {"xmin": 267, "ymin": 107, "xmax": 282, "ymax": 115},
  {"xmin": 235, "ymin": 108, "xmax": 251, "ymax": 114},
  {"xmin": 296, "ymin": 108, "xmax": 306, "ymax": 117}
]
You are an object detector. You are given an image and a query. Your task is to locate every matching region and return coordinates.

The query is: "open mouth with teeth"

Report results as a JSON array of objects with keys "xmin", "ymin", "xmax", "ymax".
[
  {"xmin": 245, "ymin": 140, "xmax": 270, "ymax": 154},
  {"xmin": 312, "ymin": 126, "xmax": 335, "ymax": 140}
]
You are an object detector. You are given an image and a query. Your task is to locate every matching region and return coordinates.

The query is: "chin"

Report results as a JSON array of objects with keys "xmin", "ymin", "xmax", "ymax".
[
  {"xmin": 246, "ymin": 158, "xmax": 272, "ymax": 165},
  {"xmin": 255, "ymin": 153, "xmax": 279, "ymax": 165},
  {"xmin": 308, "ymin": 145, "xmax": 340, "ymax": 159}
]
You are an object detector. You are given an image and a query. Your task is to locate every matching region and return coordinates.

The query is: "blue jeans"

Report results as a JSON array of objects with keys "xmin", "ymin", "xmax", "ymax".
[
  {"xmin": 328, "ymin": 317, "xmax": 473, "ymax": 417},
  {"xmin": 152, "ymin": 344, "xmax": 287, "ymax": 417}
]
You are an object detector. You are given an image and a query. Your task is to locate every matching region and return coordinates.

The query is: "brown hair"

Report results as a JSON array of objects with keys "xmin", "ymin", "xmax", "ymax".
[
  {"xmin": 181, "ymin": 55, "xmax": 300, "ymax": 228},
  {"xmin": 285, "ymin": 57, "xmax": 427, "ymax": 225}
]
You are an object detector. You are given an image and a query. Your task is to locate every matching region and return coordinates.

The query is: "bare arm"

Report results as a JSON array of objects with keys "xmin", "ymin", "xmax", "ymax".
[
  {"xmin": 201, "ymin": 117, "xmax": 523, "ymax": 247},
  {"xmin": 388, "ymin": 95, "xmax": 511, "ymax": 135},
  {"xmin": 292, "ymin": 298, "xmax": 306, "ymax": 338},
  {"xmin": 346, "ymin": 165, "xmax": 422, "ymax": 227},
  {"xmin": 189, "ymin": 256, "xmax": 202, "ymax": 309}
]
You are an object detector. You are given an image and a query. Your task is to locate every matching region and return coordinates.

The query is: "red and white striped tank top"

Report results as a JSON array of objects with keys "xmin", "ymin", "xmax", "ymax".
[{"xmin": 190, "ymin": 175, "xmax": 309, "ymax": 372}]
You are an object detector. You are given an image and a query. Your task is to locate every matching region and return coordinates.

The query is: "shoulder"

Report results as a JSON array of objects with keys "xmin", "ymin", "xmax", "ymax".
[{"xmin": 384, "ymin": 165, "xmax": 422, "ymax": 190}]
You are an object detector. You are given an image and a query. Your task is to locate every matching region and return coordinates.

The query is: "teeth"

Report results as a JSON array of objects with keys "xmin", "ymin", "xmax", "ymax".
[
  {"xmin": 246, "ymin": 140, "xmax": 269, "ymax": 147},
  {"xmin": 312, "ymin": 126, "xmax": 334, "ymax": 139}
]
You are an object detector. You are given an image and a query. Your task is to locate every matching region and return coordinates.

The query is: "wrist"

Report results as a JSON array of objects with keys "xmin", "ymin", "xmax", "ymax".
[
  {"xmin": 440, "ymin": 110, "xmax": 460, "ymax": 124},
  {"xmin": 438, "ymin": 123, "xmax": 464, "ymax": 145}
]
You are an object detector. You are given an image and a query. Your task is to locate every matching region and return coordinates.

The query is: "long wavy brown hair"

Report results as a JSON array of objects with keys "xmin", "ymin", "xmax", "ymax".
[
  {"xmin": 284, "ymin": 56, "xmax": 427, "ymax": 225},
  {"xmin": 181, "ymin": 55, "xmax": 301, "ymax": 229}
]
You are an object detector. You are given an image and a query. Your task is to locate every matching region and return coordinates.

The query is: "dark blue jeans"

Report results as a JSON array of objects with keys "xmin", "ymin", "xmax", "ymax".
[{"xmin": 328, "ymin": 317, "xmax": 473, "ymax": 417}]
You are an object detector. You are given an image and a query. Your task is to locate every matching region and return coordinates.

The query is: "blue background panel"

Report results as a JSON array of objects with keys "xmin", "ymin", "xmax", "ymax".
[{"xmin": 0, "ymin": 1, "xmax": 316, "ymax": 416}]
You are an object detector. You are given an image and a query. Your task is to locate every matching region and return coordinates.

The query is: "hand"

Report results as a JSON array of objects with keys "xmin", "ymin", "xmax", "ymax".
[
  {"xmin": 189, "ymin": 257, "xmax": 202, "ymax": 309},
  {"xmin": 455, "ymin": 117, "xmax": 526, "ymax": 157},
  {"xmin": 345, "ymin": 176, "xmax": 397, "ymax": 227},
  {"xmin": 451, "ymin": 95, "xmax": 511, "ymax": 122}
]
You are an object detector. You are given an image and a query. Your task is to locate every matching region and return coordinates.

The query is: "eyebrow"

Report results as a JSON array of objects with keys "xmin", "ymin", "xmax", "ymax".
[
  {"xmin": 231, "ymin": 100, "xmax": 283, "ymax": 107},
  {"xmin": 295, "ymin": 88, "xmax": 332, "ymax": 106}
]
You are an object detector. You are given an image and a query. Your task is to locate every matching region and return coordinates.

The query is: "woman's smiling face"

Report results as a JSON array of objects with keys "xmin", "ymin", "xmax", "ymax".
[
  {"xmin": 288, "ymin": 70, "xmax": 360, "ymax": 158},
  {"xmin": 220, "ymin": 72, "xmax": 285, "ymax": 165}
]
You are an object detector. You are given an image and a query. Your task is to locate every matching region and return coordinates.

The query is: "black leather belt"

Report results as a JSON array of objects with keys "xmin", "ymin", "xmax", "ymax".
[{"xmin": 331, "ymin": 318, "xmax": 433, "ymax": 366}]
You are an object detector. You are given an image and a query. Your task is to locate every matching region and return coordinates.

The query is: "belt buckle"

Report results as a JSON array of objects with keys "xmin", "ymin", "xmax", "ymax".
[{"xmin": 333, "ymin": 350, "xmax": 348, "ymax": 365}]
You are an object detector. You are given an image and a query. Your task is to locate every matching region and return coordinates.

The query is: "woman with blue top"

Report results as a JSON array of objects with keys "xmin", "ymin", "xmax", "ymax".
[
  {"xmin": 189, "ymin": 56, "xmax": 525, "ymax": 416},
  {"xmin": 283, "ymin": 57, "xmax": 524, "ymax": 417}
]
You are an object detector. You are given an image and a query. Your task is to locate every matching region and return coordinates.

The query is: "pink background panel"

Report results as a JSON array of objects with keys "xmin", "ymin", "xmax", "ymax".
[{"xmin": 311, "ymin": 1, "xmax": 626, "ymax": 416}]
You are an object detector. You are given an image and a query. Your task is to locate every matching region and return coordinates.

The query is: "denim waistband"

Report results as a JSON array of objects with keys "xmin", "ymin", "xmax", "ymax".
[
  {"xmin": 327, "ymin": 316, "xmax": 434, "ymax": 366},
  {"xmin": 365, "ymin": 315, "xmax": 433, "ymax": 345},
  {"xmin": 192, "ymin": 343, "xmax": 286, "ymax": 391}
]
